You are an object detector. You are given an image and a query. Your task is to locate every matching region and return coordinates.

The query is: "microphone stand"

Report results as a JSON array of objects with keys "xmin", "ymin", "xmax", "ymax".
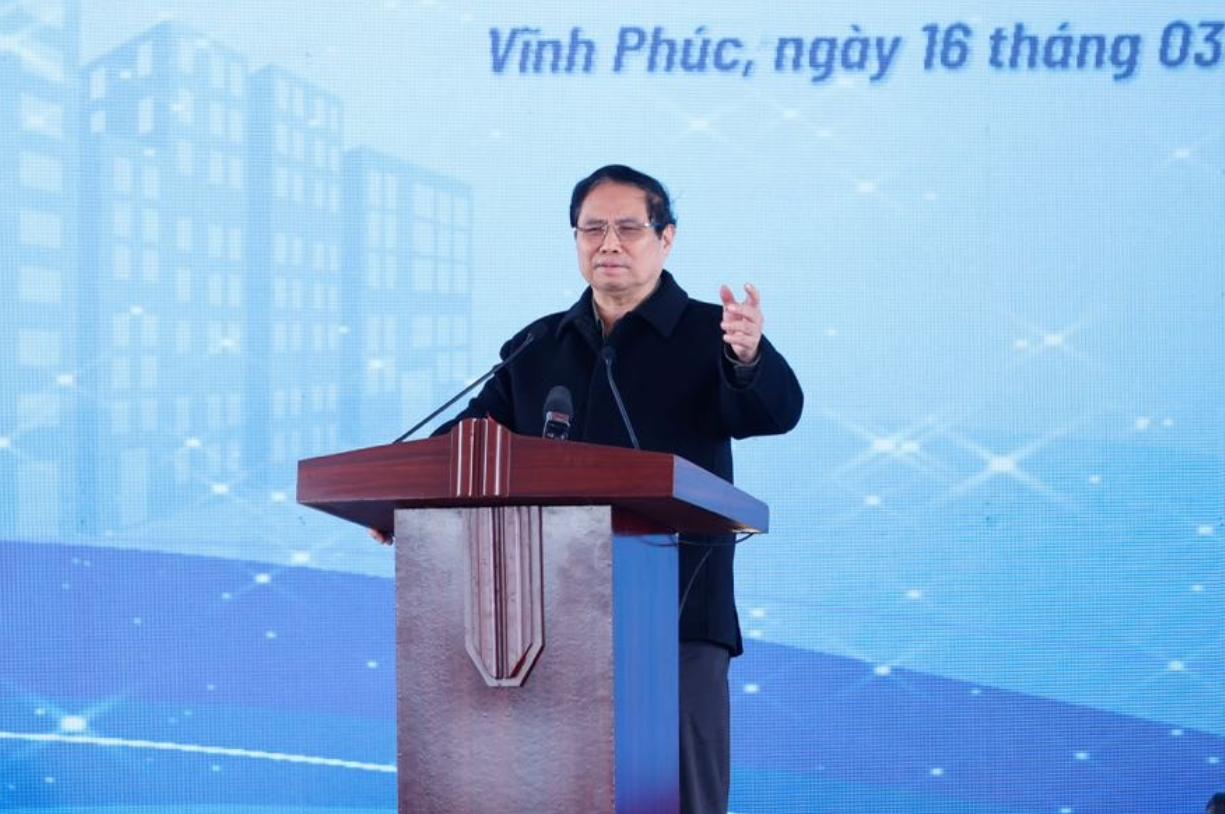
[{"xmin": 391, "ymin": 331, "xmax": 535, "ymax": 443}]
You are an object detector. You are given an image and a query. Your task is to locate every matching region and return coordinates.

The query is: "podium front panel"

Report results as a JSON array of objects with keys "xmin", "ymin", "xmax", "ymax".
[{"xmin": 394, "ymin": 505, "xmax": 678, "ymax": 814}]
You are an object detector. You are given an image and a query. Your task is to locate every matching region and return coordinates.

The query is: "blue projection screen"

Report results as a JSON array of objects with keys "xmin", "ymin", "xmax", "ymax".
[{"xmin": 1, "ymin": 2, "xmax": 1222, "ymax": 812}]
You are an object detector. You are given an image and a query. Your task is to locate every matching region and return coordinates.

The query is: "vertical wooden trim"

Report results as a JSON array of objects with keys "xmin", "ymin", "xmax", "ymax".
[
  {"xmin": 463, "ymin": 505, "xmax": 544, "ymax": 687},
  {"xmin": 449, "ymin": 418, "xmax": 512, "ymax": 499}
]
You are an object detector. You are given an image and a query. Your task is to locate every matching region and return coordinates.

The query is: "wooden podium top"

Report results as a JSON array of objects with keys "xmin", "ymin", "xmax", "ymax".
[{"xmin": 297, "ymin": 418, "xmax": 768, "ymax": 535}]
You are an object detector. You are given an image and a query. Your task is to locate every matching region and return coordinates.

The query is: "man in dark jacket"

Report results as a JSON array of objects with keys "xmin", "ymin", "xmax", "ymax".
[{"xmin": 378, "ymin": 165, "xmax": 803, "ymax": 814}]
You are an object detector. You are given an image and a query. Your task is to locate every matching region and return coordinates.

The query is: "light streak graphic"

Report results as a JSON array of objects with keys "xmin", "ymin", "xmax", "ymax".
[{"xmin": 0, "ymin": 731, "xmax": 396, "ymax": 773}]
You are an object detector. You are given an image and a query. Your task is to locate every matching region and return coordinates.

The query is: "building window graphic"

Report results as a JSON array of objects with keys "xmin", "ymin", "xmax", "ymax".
[
  {"xmin": 19, "ymin": 151, "xmax": 63, "ymax": 192},
  {"xmin": 21, "ymin": 94, "xmax": 64, "ymax": 137},
  {"xmin": 137, "ymin": 96, "xmax": 154, "ymax": 133},
  {"xmin": 19, "ymin": 37, "xmax": 65, "ymax": 82},
  {"xmin": 18, "ymin": 265, "xmax": 63, "ymax": 304},
  {"xmin": 137, "ymin": 39, "xmax": 153, "ymax": 77},
  {"xmin": 19, "ymin": 209, "xmax": 62, "ymax": 249}
]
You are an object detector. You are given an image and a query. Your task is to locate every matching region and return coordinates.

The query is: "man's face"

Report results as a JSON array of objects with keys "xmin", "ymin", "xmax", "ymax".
[{"xmin": 574, "ymin": 181, "xmax": 674, "ymax": 305}]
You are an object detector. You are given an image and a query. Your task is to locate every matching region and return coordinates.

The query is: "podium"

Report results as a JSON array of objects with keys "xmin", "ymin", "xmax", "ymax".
[{"xmin": 297, "ymin": 418, "xmax": 768, "ymax": 814}]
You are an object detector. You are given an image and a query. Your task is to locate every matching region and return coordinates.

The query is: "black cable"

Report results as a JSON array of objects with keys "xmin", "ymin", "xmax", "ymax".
[
  {"xmin": 600, "ymin": 346, "xmax": 639, "ymax": 449},
  {"xmin": 676, "ymin": 531, "xmax": 758, "ymax": 547},
  {"xmin": 676, "ymin": 532, "xmax": 758, "ymax": 619},
  {"xmin": 678, "ymin": 547, "xmax": 712, "ymax": 620}
]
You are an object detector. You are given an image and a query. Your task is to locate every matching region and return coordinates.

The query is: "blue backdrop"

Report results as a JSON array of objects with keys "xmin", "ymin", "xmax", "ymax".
[{"xmin": 1, "ymin": 2, "xmax": 1222, "ymax": 812}]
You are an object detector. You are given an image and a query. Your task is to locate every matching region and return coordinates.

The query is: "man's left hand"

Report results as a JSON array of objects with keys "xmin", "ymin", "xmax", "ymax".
[{"xmin": 720, "ymin": 283, "xmax": 763, "ymax": 364}]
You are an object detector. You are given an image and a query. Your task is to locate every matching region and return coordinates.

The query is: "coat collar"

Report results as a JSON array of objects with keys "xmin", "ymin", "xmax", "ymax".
[{"xmin": 557, "ymin": 270, "xmax": 688, "ymax": 343}]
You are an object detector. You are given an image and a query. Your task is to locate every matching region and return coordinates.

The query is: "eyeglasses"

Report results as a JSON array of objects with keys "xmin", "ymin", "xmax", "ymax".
[{"xmin": 574, "ymin": 220, "xmax": 662, "ymax": 244}]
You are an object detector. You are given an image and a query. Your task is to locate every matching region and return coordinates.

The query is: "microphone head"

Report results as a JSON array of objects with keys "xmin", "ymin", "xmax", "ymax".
[
  {"xmin": 601, "ymin": 346, "xmax": 616, "ymax": 365},
  {"xmin": 544, "ymin": 385, "xmax": 573, "ymax": 418},
  {"xmin": 542, "ymin": 385, "xmax": 573, "ymax": 441}
]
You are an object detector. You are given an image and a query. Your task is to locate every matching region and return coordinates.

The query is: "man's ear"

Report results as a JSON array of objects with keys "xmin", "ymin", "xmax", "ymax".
[{"xmin": 660, "ymin": 223, "xmax": 676, "ymax": 255}]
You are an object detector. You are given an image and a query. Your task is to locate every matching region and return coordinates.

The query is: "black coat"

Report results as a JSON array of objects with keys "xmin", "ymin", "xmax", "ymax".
[{"xmin": 437, "ymin": 271, "xmax": 804, "ymax": 654}]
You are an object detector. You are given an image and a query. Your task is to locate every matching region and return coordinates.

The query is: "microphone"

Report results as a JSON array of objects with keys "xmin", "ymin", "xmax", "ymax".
[
  {"xmin": 542, "ymin": 385, "xmax": 573, "ymax": 441},
  {"xmin": 391, "ymin": 331, "xmax": 536, "ymax": 443},
  {"xmin": 600, "ymin": 346, "xmax": 639, "ymax": 450}
]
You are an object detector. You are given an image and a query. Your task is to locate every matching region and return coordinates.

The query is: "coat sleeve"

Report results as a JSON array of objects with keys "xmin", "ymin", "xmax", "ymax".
[{"xmin": 717, "ymin": 335, "xmax": 804, "ymax": 440}]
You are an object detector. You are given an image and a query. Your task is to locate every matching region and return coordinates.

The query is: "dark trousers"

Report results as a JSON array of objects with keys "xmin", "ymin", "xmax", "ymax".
[{"xmin": 680, "ymin": 641, "xmax": 731, "ymax": 814}]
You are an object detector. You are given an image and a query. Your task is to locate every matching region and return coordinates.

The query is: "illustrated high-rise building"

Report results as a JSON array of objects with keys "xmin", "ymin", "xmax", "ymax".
[
  {"xmin": 341, "ymin": 149, "xmax": 474, "ymax": 444},
  {"xmin": 0, "ymin": 0, "xmax": 81, "ymax": 539},
  {"xmin": 245, "ymin": 66, "xmax": 345, "ymax": 495},
  {"xmin": 78, "ymin": 22, "xmax": 248, "ymax": 532}
]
